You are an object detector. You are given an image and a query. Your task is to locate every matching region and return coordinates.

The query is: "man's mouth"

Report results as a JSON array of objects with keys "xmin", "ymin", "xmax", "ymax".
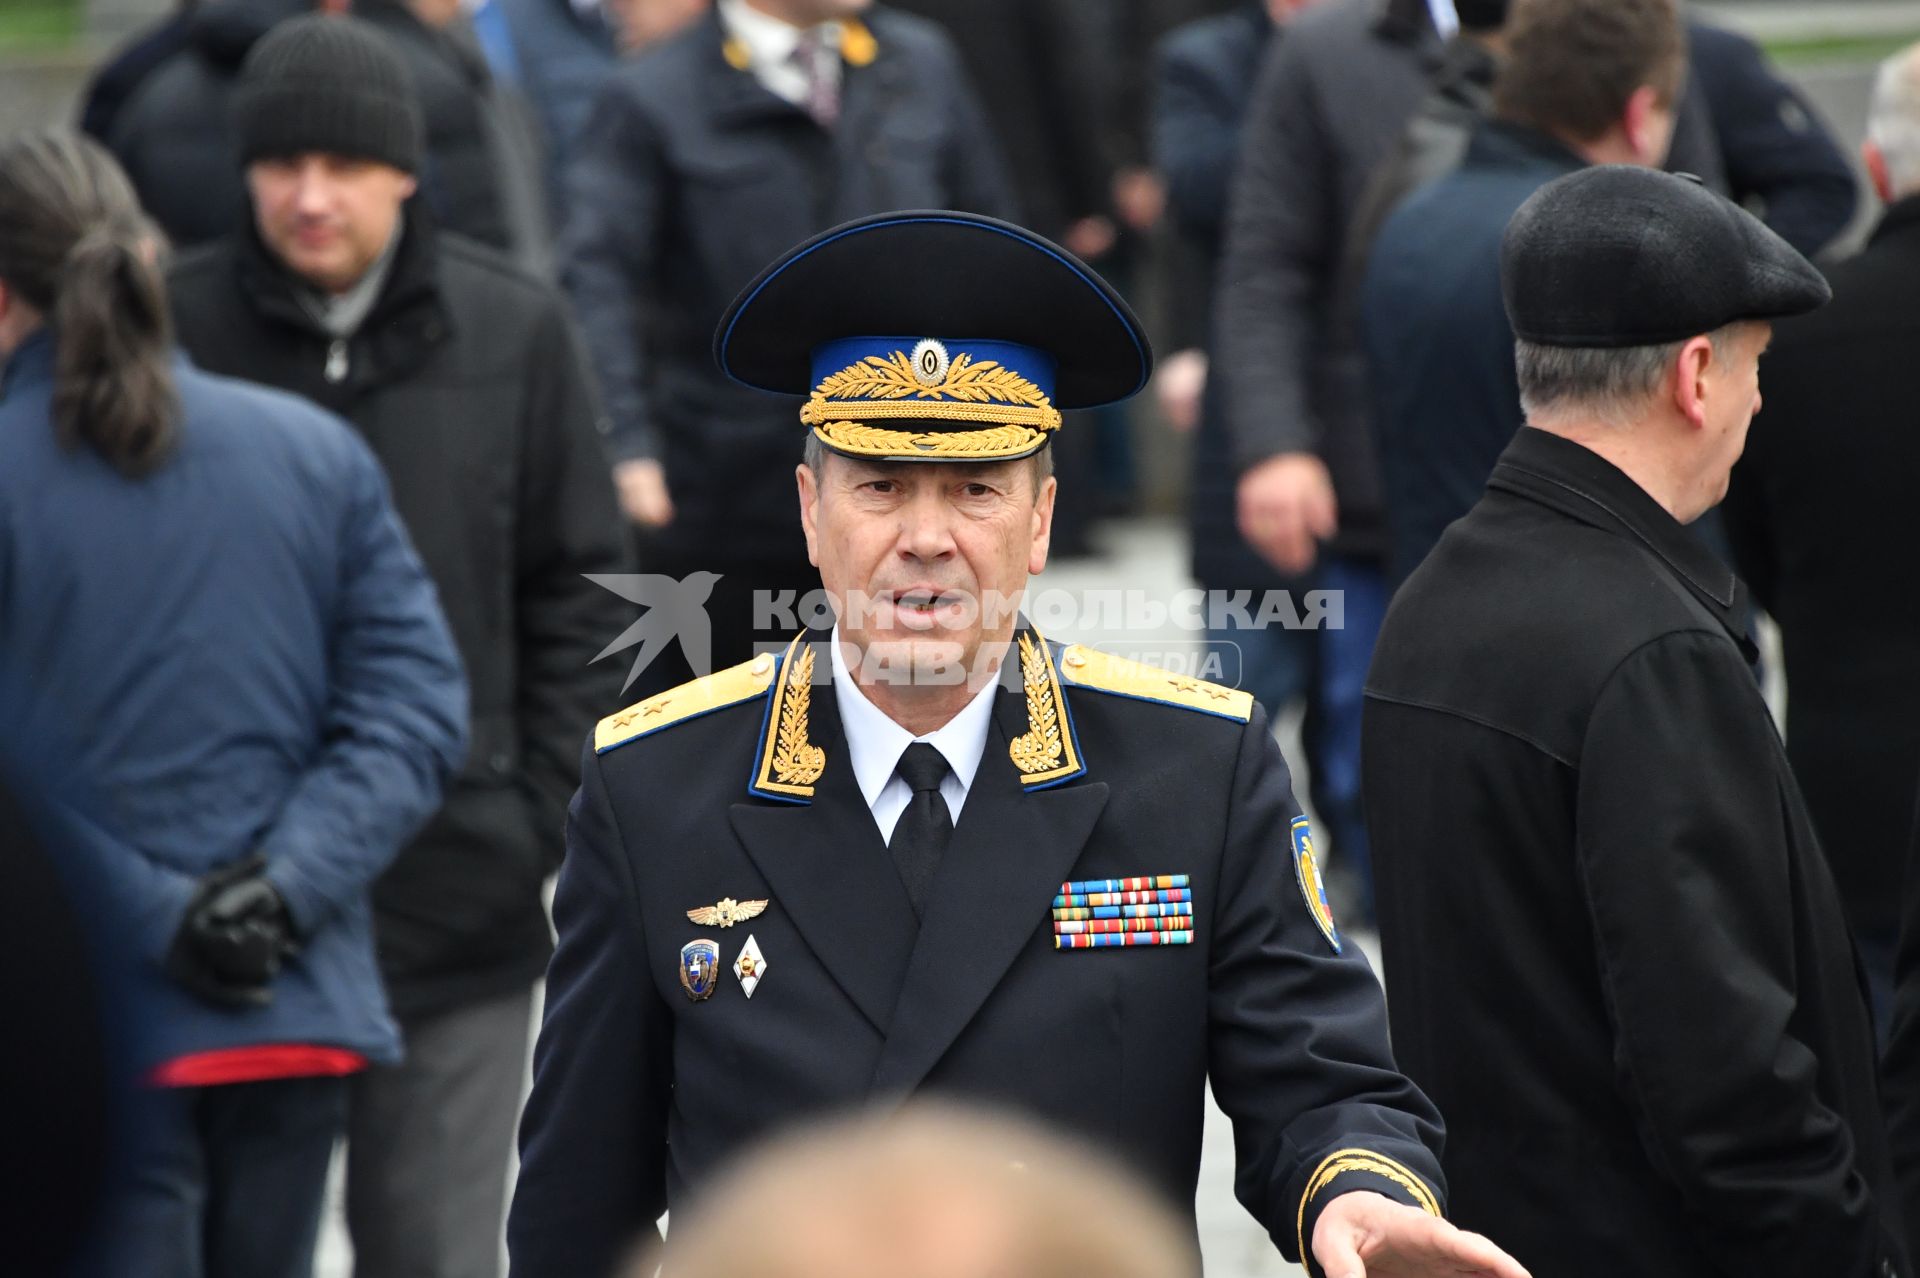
[{"xmin": 875, "ymin": 587, "xmax": 970, "ymax": 631}]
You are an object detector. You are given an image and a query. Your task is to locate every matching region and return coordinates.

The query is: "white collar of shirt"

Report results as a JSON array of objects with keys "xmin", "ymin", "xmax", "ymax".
[
  {"xmin": 717, "ymin": 0, "xmax": 841, "ymax": 108},
  {"xmin": 1426, "ymin": 0, "xmax": 1459, "ymax": 39},
  {"xmin": 829, "ymin": 627, "xmax": 998, "ymax": 842}
]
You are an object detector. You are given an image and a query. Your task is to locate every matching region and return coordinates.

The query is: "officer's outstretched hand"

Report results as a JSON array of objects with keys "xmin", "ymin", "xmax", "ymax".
[{"xmin": 1312, "ymin": 1191, "xmax": 1530, "ymax": 1278}]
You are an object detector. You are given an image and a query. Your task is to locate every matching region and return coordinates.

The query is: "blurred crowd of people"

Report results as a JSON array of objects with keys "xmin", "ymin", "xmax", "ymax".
[{"xmin": 5, "ymin": 0, "xmax": 1920, "ymax": 1273}]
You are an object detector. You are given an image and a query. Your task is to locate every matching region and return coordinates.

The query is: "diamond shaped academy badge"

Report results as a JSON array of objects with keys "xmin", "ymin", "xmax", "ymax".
[
  {"xmin": 680, "ymin": 939, "xmax": 720, "ymax": 1001},
  {"xmin": 1292, "ymin": 816, "xmax": 1340, "ymax": 954},
  {"xmin": 733, "ymin": 934, "xmax": 768, "ymax": 998}
]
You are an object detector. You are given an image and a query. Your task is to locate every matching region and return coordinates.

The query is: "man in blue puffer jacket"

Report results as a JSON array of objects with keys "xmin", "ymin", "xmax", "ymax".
[{"xmin": 0, "ymin": 129, "xmax": 467, "ymax": 1278}]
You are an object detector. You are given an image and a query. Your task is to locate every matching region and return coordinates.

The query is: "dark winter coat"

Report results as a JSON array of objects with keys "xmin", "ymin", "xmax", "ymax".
[
  {"xmin": 1367, "ymin": 427, "xmax": 1908, "ymax": 1278},
  {"xmin": 103, "ymin": 0, "xmax": 310, "ymax": 249},
  {"xmin": 168, "ymin": 210, "xmax": 631, "ymax": 1019},
  {"xmin": 1212, "ymin": 0, "xmax": 1441, "ymax": 561},
  {"xmin": 560, "ymin": 5, "xmax": 1015, "ymax": 565},
  {"xmin": 1153, "ymin": 1, "xmax": 1288, "ymax": 594},
  {"xmin": 1721, "ymin": 196, "xmax": 1920, "ymax": 949}
]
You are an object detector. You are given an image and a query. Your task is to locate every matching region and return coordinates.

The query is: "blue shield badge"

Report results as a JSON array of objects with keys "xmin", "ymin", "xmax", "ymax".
[
  {"xmin": 680, "ymin": 939, "xmax": 720, "ymax": 1001},
  {"xmin": 1292, "ymin": 816, "xmax": 1341, "ymax": 954}
]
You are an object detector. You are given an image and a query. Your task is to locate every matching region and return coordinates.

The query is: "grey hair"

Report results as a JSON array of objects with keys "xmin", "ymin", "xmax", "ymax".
[
  {"xmin": 1516, "ymin": 325, "xmax": 1741, "ymax": 427},
  {"xmin": 1869, "ymin": 43, "xmax": 1920, "ymax": 197},
  {"xmin": 801, "ymin": 432, "xmax": 1055, "ymax": 492}
]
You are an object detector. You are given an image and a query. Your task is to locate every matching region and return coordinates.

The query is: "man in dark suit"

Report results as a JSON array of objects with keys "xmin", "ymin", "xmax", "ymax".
[
  {"xmin": 1721, "ymin": 41, "xmax": 1920, "ymax": 1031},
  {"xmin": 562, "ymin": 0, "xmax": 1015, "ymax": 696},
  {"xmin": 507, "ymin": 211, "xmax": 1531, "ymax": 1278},
  {"xmin": 1366, "ymin": 166, "xmax": 1905, "ymax": 1277}
]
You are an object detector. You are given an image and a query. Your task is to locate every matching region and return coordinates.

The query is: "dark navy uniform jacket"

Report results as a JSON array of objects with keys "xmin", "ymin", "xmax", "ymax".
[
  {"xmin": 1366, "ymin": 428, "xmax": 1907, "ymax": 1278},
  {"xmin": 508, "ymin": 627, "xmax": 1446, "ymax": 1276}
]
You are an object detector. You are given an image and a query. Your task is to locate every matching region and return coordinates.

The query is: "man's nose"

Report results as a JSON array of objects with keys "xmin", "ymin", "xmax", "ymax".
[
  {"xmin": 293, "ymin": 166, "xmax": 331, "ymax": 213},
  {"xmin": 896, "ymin": 495, "xmax": 958, "ymax": 561}
]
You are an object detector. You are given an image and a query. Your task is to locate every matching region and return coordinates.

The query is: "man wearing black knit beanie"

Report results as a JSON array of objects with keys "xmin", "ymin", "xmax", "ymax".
[{"xmin": 167, "ymin": 15, "xmax": 632, "ymax": 1278}]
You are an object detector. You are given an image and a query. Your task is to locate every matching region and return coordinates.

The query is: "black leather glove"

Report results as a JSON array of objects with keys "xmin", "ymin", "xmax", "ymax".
[{"xmin": 164, "ymin": 856, "xmax": 298, "ymax": 1008}]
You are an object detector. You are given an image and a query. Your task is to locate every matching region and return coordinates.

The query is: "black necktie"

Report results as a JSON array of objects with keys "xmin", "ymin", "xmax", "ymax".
[{"xmin": 888, "ymin": 742, "xmax": 952, "ymax": 919}]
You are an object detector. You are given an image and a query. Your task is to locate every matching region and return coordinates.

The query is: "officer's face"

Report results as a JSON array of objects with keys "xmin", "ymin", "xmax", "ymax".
[
  {"xmin": 797, "ymin": 454, "xmax": 1056, "ymax": 687},
  {"xmin": 248, "ymin": 153, "xmax": 415, "ymax": 296}
]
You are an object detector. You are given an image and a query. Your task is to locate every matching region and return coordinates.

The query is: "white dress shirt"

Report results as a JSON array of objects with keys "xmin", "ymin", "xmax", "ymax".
[
  {"xmin": 830, "ymin": 629, "xmax": 998, "ymax": 844},
  {"xmin": 1426, "ymin": 0, "xmax": 1459, "ymax": 39},
  {"xmin": 716, "ymin": 0, "xmax": 843, "ymax": 110}
]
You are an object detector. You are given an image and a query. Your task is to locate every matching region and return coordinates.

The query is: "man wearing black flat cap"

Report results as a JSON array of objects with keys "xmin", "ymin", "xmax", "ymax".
[
  {"xmin": 1364, "ymin": 165, "xmax": 1910, "ymax": 1278},
  {"xmin": 507, "ymin": 210, "xmax": 1533, "ymax": 1278}
]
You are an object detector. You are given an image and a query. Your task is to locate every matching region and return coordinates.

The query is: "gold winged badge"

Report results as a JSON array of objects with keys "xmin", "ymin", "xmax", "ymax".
[{"xmin": 687, "ymin": 897, "xmax": 769, "ymax": 929}]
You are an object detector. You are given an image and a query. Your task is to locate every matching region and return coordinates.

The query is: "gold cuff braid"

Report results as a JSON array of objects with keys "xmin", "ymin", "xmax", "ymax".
[{"xmin": 1294, "ymin": 1148, "xmax": 1441, "ymax": 1265}]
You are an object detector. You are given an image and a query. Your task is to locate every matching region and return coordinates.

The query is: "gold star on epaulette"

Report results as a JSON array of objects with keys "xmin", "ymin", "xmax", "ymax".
[
  {"xmin": 687, "ymin": 897, "xmax": 769, "ymax": 929},
  {"xmin": 1058, "ymin": 645, "xmax": 1254, "ymax": 723}
]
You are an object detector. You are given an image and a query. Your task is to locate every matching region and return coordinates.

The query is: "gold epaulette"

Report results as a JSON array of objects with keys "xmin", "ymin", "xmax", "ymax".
[
  {"xmin": 1056, "ymin": 644, "xmax": 1254, "ymax": 723},
  {"xmin": 595, "ymin": 653, "xmax": 778, "ymax": 754}
]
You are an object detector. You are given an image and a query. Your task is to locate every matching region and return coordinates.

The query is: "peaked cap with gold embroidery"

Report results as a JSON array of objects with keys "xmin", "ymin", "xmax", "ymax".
[{"xmin": 714, "ymin": 211, "xmax": 1152, "ymax": 462}]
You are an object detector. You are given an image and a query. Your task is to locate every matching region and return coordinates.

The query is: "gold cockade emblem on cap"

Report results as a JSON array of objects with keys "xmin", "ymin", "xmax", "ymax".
[
  {"xmin": 802, "ymin": 350, "xmax": 1063, "ymax": 461},
  {"xmin": 687, "ymin": 897, "xmax": 769, "ymax": 929}
]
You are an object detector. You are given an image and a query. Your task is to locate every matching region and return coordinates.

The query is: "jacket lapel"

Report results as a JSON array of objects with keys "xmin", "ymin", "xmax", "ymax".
[
  {"xmin": 727, "ymin": 641, "xmax": 918, "ymax": 1034},
  {"xmin": 869, "ymin": 685, "xmax": 1109, "ymax": 1097}
]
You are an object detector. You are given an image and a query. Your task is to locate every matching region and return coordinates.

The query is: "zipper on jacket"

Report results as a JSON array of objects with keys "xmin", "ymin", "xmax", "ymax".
[{"xmin": 325, "ymin": 339, "xmax": 349, "ymax": 384}]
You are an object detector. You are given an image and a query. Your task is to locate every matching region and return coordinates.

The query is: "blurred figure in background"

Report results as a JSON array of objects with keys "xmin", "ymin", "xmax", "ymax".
[
  {"xmin": 95, "ymin": 0, "xmax": 541, "ymax": 261},
  {"xmin": 0, "ymin": 129, "xmax": 466, "ymax": 1278},
  {"xmin": 883, "ymin": 0, "xmax": 1118, "ymax": 551},
  {"xmin": 1722, "ymin": 41, "xmax": 1920, "ymax": 1030},
  {"xmin": 94, "ymin": 0, "xmax": 319, "ymax": 247},
  {"xmin": 487, "ymin": 0, "xmax": 709, "ymax": 219},
  {"xmin": 1152, "ymin": 0, "xmax": 1326, "ymax": 825},
  {"xmin": 350, "ymin": 0, "xmax": 552, "ymax": 272},
  {"xmin": 658, "ymin": 1106, "xmax": 1199, "ymax": 1278},
  {"xmin": 0, "ymin": 762, "xmax": 118, "ymax": 1278},
  {"xmin": 164, "ymin": 18, "xmax": 630, "ymax": 1277},
  {"xmin": 1211, "ymin": 0, "xmax": 1445, "ymax": 925},
  {"xmin": 1362, "ymin": 0, "xmax": 1684, "ymax": 585},
  {"xmin": 1891, "ymin": 808, "xmax": 1920, "ymax": 1241},
  {"xmin": 1674, "ymin": 18, "xmax": 1859, "ymax": 259},
  {"xmin": 1347, "ymin": 1, "xmax": 1856, "ymax": 289},
  {"xmin": 564, "ymin": 0, "xmax": 1014, "ymax": 696},
  {"xmin": 1344, "ymin": 0, "xmax": 1509, "ymax": 274},
  {"xmin": 884, "ymin": 0, "xmax": 1110, "ymax": 255}
]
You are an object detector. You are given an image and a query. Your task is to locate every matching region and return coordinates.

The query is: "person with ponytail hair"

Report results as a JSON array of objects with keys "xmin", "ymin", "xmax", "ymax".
[
  {"xmin": 0, "ymin": 129, "xmax": 469, "ymax": 1278},
  {"xmin": 0, "ymin": 129, "xmax": 179, "ymax": 475}
]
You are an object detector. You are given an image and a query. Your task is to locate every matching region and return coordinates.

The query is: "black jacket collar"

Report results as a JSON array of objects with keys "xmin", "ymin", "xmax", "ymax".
[
  {"xmin": 230, "ymin": 200, "xmax": 452, "ymax": 396},
  {"xmin": 1488, "ymin": 427, "xmax": 1756, "ymax": 658},
  {"xmin": 1871, "ymin": 192, "xmax": 1920, "ymax": 247},
  {"xmin": 1374, "ymin": 0, "xmax": 1437, "ymax": 44},
  {"xmin": 1466, "ymin": 118, "xmax": 1588, "ymax": 175}
]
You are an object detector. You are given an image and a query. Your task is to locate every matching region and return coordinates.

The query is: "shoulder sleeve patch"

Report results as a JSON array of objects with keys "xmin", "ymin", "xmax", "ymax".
[
  {"xmin": 1057, "ymin": 645, "xmax": 1254, "ymax": 723},
  {"xmin": 595, "ymin": 653, "xmax": 778, "ymax": 754}
]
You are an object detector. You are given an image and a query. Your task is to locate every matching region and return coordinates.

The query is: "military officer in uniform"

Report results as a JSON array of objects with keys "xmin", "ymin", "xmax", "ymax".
[
  {"xmin": 507, "ymin": 212, "xmax": 1530, "ymax": 1278},
  {"xmin": 1365, "ymin": 168, "xmax": 1908, "ymax": 1278}
]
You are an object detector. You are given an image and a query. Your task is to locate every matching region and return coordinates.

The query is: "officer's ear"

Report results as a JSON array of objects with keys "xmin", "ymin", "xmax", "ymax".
[{"xmin": 796, "ymin": 462, "xmax": 822, "ymax": 568}]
